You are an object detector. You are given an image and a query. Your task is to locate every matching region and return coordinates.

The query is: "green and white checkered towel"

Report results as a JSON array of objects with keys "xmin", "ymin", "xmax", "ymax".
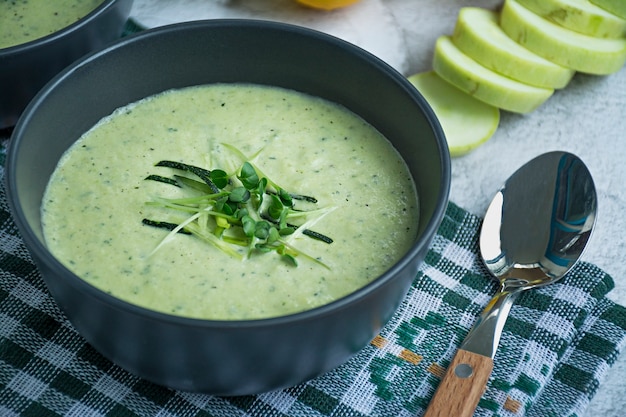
[{"xmin": 0, "ymin": 136, "xmax": 625, "ymax": 417}]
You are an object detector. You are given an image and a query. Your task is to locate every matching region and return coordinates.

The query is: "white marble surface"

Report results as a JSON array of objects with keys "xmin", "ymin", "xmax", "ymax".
[{"xmin": 130, "ymin": 1, "xmax": 626, "ymax": 415}]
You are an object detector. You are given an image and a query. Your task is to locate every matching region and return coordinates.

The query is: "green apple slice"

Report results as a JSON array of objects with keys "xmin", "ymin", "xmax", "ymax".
[
  {"xmin": 516, "ymin": 0, "xmax": 626, "ymax": 38},
  {"xmin": 407, "ymin": 71, "xmax": 500, "ymax": 157},
  {"xmin": 452, "ymin": 7, "xmax": 574, "ymax": 89},
  {"xmin": 433, "ymin": 36, "xmax": 554, "ymax": 114},
  {"xmin": 590, "ymin": 0, "xmax": 626, "ymax": 19},
  {"xmin": 500, "ymin": 0, "xmax": 626, "ymax": 74}
]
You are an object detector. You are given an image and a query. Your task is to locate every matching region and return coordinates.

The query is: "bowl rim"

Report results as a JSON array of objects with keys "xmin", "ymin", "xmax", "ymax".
[
  {"xmin": 0, "ymin": 0, "xmax": 124, "ymax": 55},
  {"xmin": 6, "ymin": 19, "xmax": 451, "ymax": 330}
]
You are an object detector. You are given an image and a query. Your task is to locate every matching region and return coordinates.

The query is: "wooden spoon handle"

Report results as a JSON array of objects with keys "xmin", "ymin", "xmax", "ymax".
[{"xmin": 423, "ymin": 349, "xmax": 494, "ymax": 417}]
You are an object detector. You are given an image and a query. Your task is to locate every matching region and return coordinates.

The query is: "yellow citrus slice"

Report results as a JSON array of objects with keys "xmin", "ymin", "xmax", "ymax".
[{"xmin": 295, "ymin": 0, "xmax": 361, "ymax": 11}]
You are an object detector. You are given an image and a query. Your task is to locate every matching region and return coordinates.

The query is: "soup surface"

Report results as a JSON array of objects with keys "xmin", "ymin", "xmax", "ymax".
[
  {"xmin": 42, "ymin": 84, "xmax": 419, "ymax": 320},
  {"xmin": 0, "ymin": 0, "xmax": 104, "ymax": 49}
]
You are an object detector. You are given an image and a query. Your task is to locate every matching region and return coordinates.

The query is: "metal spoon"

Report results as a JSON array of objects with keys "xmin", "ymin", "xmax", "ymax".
[{"xmin": 423, "ymin": 151, "xmax": 597, "ymax": 417}]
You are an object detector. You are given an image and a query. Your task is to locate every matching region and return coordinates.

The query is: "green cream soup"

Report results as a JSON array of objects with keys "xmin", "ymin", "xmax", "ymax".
[
  {"xmin": 1, "ymin": 0, "xmax": 104, "ymax": 49},
  {"xmin": 42, "ymin": 84, "xmax": 419, "ymax": 320}
]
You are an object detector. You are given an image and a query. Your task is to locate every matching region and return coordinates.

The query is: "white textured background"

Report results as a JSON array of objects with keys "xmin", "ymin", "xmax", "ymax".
[{"xmin": 130, "ymin": 1, "xmax": 626, "ymax": 414}]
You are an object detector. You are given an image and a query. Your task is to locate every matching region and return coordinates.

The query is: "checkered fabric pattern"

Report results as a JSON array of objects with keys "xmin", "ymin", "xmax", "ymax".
[{"xmin": 0, "ymin": 135, "xmax": 625, "ymax": 417}]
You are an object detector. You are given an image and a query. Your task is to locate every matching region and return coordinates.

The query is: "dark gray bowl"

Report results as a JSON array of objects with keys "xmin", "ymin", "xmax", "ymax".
[
  {"xmin": 0, "ymin": 0, "xmax": 133, "ymax": 128},
  {"xmin": 5, "ymin": 20, "xmax": 450, "ymax": 395}
]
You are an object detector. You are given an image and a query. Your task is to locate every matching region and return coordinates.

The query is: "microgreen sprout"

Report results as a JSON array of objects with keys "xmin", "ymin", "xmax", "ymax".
[{"xmin": 143, "ymin": 158, "xmax": 333, "ymax": 268}]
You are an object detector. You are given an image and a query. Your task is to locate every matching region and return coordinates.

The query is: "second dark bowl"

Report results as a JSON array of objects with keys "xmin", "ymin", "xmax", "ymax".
[{"xmin": 0, "ymin": 0, "xmax": 133, "ymax": 128}]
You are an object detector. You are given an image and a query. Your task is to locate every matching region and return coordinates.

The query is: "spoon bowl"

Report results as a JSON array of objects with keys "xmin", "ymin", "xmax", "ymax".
[
  {"xmin": 480, "ymin": 151, "xmax": 596, "ymax": 287},
  {"xmin": 424, "ymin": 151, "xmax": 596, "ymax": 417}
]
